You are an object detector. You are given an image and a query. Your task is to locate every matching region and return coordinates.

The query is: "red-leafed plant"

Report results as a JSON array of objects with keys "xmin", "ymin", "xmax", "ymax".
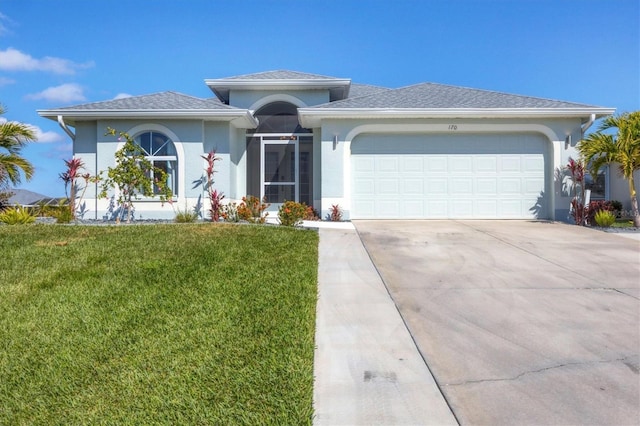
[
  {"xmin": 567, "ymin": 157, "xmax": 587, "ymax": 225},
  {"xmin": 59, "ymin": 157, "xmax": 94, "ymax": 220},
  {"xmin": 202, "ymin": 150, "xmax": 224, "ymax": 221},
  {"xmin": 329, "ymin": 204, "xmax": 342, "ymax": 222}
]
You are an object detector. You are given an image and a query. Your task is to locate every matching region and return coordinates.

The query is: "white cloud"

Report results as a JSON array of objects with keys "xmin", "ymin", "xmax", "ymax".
[
  {"xmin": 0, "ymin": 119, "xmax": 65, "ymax": 143},
  {"xmin": 113, "ymin": 93, "xmax": 132, "ymax": 100},
  {"xmin": 29, "ymin": 125, "xmax": 66, "ymax": 143},
  {"xmin": 0, "ymin": 13, "xmax": 13, "ymax": 36},
  {"xmin": 26, "ymin": 83, "xmax": 86, "ymax": 103},
  {"xmin": 0, "ymin": 76, "xmax": 15, "ymax": 86},
  {"xmin": 0, "ymin": 47, "xmax": 94, "ymax": 75}
]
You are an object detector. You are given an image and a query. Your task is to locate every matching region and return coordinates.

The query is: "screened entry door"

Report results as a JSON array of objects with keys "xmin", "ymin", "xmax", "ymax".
[{"xmin": 262, "ymin": 139, "xmax": 298, "ymax": 207}]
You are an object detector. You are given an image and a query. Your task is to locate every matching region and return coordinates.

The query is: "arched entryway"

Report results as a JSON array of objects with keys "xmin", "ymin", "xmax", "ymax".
[{"xmin": 246, "ymin": 102, "xmax": 314, "ymax": 209}]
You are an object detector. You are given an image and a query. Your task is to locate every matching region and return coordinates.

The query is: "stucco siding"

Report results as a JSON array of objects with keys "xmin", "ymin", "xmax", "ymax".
[{"xmin": 229, "ymin": 89, "xmax": 330, "ymax": 110}]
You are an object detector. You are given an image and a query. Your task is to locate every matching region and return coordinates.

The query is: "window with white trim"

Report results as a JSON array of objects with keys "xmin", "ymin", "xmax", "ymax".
[{"xmin": 134, "ymin": 131, "xmax": 177, "ymax": 195}]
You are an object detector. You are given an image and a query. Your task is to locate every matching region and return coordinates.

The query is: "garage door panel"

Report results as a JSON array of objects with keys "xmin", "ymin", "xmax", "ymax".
[
  {"xmin": 403, "ymin": 179, "xmax": 424, "ymax": 194},
  {"xmin": 427, "ymin": 157, "xmax": 448, "ymax": 172},
  {"xmin": 351, "ymin": 134, "xmax": 548, "ymax": 219},
  {"xmin": 476, "ymin": 178, "xmax": 497, "ymax": 195},
  {"xmin": 427, "ymin": 178, "xmax": 448, "ymax": 194},
  {"xmin": 451, "ymin": 178, "xmax": 473, "ymax": 194},
  {"xmin": 475, "ymin": 157, "xmax": 498, "ymax": 173},
  {"xmin": 378, "ymin": 179, "xmax": 399, "ymax": 194},
  {"xmin": 477, "ymin": 200, "xmax": 498, "ymax": 216},
  {"xmin": 501, "ymin": 157, "xmax": 521, "ymax": 172},
  {"xmin": 450, "ymin": 156, "xmax": 473, "ymax": 173},
  {"xmin": 402, "ymin": 157, "xmax": 424, "ymax": 172}
]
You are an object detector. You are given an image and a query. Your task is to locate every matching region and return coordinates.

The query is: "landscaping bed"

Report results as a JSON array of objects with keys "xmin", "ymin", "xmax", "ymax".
[{"xmin": 0, "ymin": 224, "xmax": 318, "ymax": 424}]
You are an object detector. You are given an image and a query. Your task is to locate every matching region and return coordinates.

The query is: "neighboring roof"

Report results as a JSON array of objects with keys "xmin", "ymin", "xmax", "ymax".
[
  {"xmin": 205, "ymin": 69, "xmax": 352, "ymax": 103},
  {"xmin": 299, "ymin": 82, "xmax": 615, "ymax": 127},
  {"xmin": 38, "ymin": 91, "xmax": 258, "ymax": 128},
  {"xmin": 7, "ymin": 189, "xmax": 62, "ymax": 206}
]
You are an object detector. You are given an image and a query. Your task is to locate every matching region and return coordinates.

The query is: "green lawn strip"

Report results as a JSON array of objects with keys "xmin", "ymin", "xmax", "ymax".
[{"xmin": 0, "ymin": 224, "xmax": 318, "ymax": 424}]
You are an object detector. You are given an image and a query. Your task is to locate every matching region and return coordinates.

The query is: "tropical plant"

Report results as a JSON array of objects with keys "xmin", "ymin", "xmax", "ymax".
[
  {"xmin": 278, "ymin": 200, "xmax": 307, "ymax": 227},
  {"xmin": 577, "ymin": 111, "xmax": 640, "ymax": 227},
  {"xmin": 566, "ymin": 157, "xmax": 587, "ymax": 225},
  {"xmin": 0, "ymin": 205, "xmax": 36, "ymax": 225},
  {"xmin": 594, "ymin": 209, "xmax": 616, "ymax": 227},
  {"xmin": 328, "ymin": 204, "xmax": 343, "ymax": 222},
  {"xmin": 98, "ymin": 128, "xmax": 172, "ymax": 223},
  {"xmin": 59, "ymin": 158, "xmax": 95, "ymax": 220},
  {"xmin": 0, "ymin": 104, "xmax": 35, "ymax": 197},
  {"xmin": 202, "ymin": 150, "xmax": 225, "ymax": 221}
]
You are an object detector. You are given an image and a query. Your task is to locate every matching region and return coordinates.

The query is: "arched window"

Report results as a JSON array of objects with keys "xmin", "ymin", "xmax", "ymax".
[
  {"xmin": 252, "ymin": 101, "xmax": 311, "ymax": 134},
  {"xmin": 134, "ymin": 131, "xmax": 177, "ymax": 195}
]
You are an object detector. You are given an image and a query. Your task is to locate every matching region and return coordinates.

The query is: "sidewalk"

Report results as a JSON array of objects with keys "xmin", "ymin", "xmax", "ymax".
[{"xmin": 313, "ymin": 226, "xmax": 458, "ymax": 425}]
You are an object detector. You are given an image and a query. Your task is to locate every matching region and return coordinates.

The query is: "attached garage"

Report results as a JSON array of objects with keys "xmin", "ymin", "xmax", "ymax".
[{"xmin": 350, "ymin": 133, "xmax": 549, "ymax": 219}]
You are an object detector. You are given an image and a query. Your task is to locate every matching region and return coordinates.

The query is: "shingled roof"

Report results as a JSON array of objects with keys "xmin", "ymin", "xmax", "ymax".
[
  {"xmin": 314, "ymin": 82, "xmax": 601, "ymax": 109},
  {"xmin": 216, "ymin": 70, "xmax": 341, "ymax": 81},
  {"xmin": 50, "ymin": 91, "xmax": 234, "ymax": 111}
]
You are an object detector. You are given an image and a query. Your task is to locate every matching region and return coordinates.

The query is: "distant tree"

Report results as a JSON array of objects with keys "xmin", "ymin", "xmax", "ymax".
[
  {"xmin": 0, "ymin": 104, "xmax": 35, "ymax": 207},
  {"xmin": 98, "ymin": 128, "xmax": 172, "ymax": 223},
  {"xmin": 577, "ymin": 111, "xmax": 640, "ymax": 227}
]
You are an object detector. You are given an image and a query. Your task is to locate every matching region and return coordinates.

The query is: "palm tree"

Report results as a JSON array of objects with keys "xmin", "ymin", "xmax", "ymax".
[
  {"xmin": 577, "ymin": 111, "xmax": 640, "ymax": 227},
  {"xmin": 0, "ymin": 105, "xmax": 36, "ymax": 193}
]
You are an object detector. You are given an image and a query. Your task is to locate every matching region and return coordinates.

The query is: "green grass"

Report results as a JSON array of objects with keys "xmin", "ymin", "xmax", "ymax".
[
  {"xmin": 0, "ymin": 224, "xmax": 318, "ymax": 425},
  {"xmin": 611, "ymin": 218, "xmax": 636, "ymax": 228}
]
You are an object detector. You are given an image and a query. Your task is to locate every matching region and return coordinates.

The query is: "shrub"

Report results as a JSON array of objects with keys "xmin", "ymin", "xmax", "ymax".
[
  {"xmin": 0, "ymin": 205, "xmax": 36, "ymax": 225},
  {"xmin": 587, "ymin": 200, "xmax": 615, "ymax": 226},
  {"xmin": 304, "ymin": 206, "xmax": 320, "ymax": 221},
  {"xmin": 174, "ymin": 208, "xmax": 198, "ymax": 223},
  {"xmin": 328, "ymin": 204, "xmax": 342, "ymax": 222},
  {"xmin": 237, "ymin": 196, "xmax": 270, "ymax": 224},
  {"xmin": 221, "ymin": 202, "xmax": 240, "ymax": 223},
  {"xmin": 52, "ymin": 204, "xmax": 73, "ymax": 224},
  {"xmin": 278, "ymin": 201, "xmax": 307, "ymax": 227},
  {"xmin": 594, "ymin": 209, "xmax": 616, "ymax": 227}
]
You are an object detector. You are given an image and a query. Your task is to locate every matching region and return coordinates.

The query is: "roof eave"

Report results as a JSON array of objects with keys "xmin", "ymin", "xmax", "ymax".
[
  {"xmin": 38, "ymin": 109, "xmax": 259, "ymax": 128},
  {"xmin": 205, "ymin": 78, "xmax": 352, "ymax": 102},
  {"xmin": 298, "ymin": 107, "xmax": 616, "ymax": 127}
]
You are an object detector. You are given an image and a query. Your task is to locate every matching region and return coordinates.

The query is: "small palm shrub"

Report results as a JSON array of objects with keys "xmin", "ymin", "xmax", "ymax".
[
  {"xmin": 278, "ymin": 201, "xmax": 307, "ymax": 227},
  {"xmin": 594, "ymin": 210, "xmax": 616, "ymax": 227},
  {"xmin": 0, "ymin": 205, "xmax": 36, "ymax": 225}
]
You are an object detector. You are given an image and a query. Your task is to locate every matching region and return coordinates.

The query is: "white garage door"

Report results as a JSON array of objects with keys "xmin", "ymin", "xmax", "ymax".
[{"xmin": 351, "ymin": 134, "xmax": 548, "ymax": 219}]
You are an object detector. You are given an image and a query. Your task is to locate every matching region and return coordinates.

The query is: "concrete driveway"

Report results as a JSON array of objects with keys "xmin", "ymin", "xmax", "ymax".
[{"xmin": 354, "ymin": 220, "xmax": 639, "ymax": 425}]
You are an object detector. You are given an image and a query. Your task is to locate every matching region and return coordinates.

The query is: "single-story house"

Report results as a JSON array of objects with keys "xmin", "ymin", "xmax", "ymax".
[{"xmin": 39, "ymin": 70, "xmax": 620, "ymax": 221}]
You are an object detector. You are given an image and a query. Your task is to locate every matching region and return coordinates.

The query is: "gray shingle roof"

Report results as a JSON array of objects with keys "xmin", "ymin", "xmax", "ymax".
[
  {"xmin": 315, "ymin": 82, "xmax": 601, "ymax": 109},
  {"xmin": 348, "ymin": 83, "xmax": 389, "ymax": 99},
  {"xmin": 218, "ymin": 70, "xmax": 344, "ymax": 80},
  {"xmin": 53, "ymin": 91, "xmax": 235, "ymax": 111}
]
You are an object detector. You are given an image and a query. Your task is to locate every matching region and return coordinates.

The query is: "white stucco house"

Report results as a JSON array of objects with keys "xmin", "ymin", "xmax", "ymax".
[{"xmin": 39, "ymin": 70, "xmax": 619, "ymax": 221}]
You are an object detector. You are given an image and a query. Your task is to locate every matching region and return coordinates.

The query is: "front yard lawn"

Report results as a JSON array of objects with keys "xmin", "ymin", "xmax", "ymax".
[{"xmin": 0, "ymin": 224, "xmax": 318, "ymax": 424}]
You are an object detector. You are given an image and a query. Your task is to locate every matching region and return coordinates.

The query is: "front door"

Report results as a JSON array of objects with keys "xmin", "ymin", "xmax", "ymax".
[{"xmin": 261, "ymin": 137, "xmax": 298, "ymax": 208}]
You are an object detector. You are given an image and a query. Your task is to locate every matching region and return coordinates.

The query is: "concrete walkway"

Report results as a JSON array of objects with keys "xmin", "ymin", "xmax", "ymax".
[{"xmin": 313, "ymin": 226, "xmax": 457, "ymax": 425}]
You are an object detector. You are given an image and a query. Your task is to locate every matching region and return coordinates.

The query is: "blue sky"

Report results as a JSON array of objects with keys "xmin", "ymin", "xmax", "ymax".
[{"xmin": 1, "ymin": 0, "xmax": 638, "ymax": 197}]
